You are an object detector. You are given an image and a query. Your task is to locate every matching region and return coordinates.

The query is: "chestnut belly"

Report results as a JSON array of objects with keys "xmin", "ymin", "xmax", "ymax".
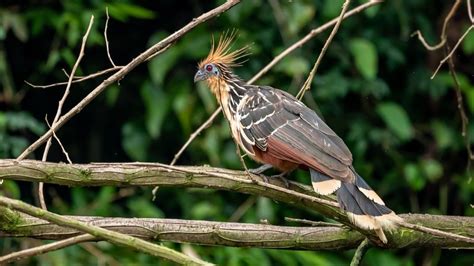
[{"xmin": 253, "ymin": 147, "xmax": 299, "ymax": 172}]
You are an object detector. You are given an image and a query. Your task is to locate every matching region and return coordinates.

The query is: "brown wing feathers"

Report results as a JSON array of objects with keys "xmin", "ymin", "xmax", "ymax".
[
  {"xmin": 198, "ymin": 34, "xmax": 400, "ymax": 243},
  {"xmin": 235, "ymin": 86, "xmax": 401, "ymax": 243}
]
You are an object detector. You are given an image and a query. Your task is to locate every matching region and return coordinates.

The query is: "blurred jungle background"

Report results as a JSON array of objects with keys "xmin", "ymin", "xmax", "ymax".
[{"xmin": 1, "ymin": 0, "xmax": 474, "ymax": 265}]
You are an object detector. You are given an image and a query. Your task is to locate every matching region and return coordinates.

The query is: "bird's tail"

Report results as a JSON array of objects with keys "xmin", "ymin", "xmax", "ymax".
[{"xmin": 310, "ymin": 169, "xmax": 401, "ymax": 243}]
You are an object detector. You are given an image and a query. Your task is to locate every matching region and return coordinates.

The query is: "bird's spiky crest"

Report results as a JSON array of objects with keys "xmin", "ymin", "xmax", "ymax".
[{"xmin": 199, "ymin": 30, "xmax": 250, "ymax": 69}]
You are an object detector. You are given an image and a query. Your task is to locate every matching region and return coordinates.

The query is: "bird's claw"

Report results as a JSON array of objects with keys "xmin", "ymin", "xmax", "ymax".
[
  {"xmin": 270, "ymin": 173, "xmax": 290, "ymax": 188},
  {"xmin": 247, "ymin": 165, "xmax": 290, "ymax": 188}
]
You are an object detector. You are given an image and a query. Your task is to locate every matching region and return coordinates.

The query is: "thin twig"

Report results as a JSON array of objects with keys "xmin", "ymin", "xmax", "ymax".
[
  {"xmin": 350, "ymin": 238, "xmax": 370, "ymax": 266},
  {"xmin": 284, "ymin": 217, "xmax": 343, "ymax": 227},
  {"xmin": 171, "ymin": 0, "xmax": 383, "ymax": 165},
  {"xmin": 36, "ymin": 15, "xmax": 94, "ymax": 210},
  {"xmin": 16, "ymin": 0, "xmax": 241, "ymax": 160},
  {"xmin": 431, "ymin": 25, "xmax": 474, "ymax": 79},
  {"xmin": 249, "ymin": 0, "xmax": 382, "ymax": 84},
  {"xmin": 170, "ymin": 108, "xmax": 221, "ymax": 165},
  {"xmin": 0, "ymin": 196, "xmax": 212, "ymax": 265},
  {"xmin": 468, "ymin": 0, "xmax": 473, "ymax": 23},
  {"xmin": 411, "ymin": 0, "xmax": 462, "ymax": 51},
  {"xmin": 24, "ymin": 66, "xmax": 123, "ymax": 89},
  {"xmin": 104, "ymin": 7, "xmax": 117, "ymax": 67},
  {"xmin": 296, "ymin": 0, "xmax": 351, "ymax": 100},
  {"xmin": 45, "ymin": 117, "xmax": 72, "ymax": 164},
  {"xmin": 446, "ymin": 42, "xmax": 474, "ymax": 181},
  {"xmin": 0, "ymin": 234, "xmax": 95, "ymax": 264}
]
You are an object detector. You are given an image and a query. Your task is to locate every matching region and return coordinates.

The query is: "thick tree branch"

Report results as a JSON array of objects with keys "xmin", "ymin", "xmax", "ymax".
[
  {"xmin": 1, "ymin": 208, "xmax": 473, "ymax": 250},
  {"xmin": 0, "ymin": 197, "xmax": 210, "ymax": 265},
  {"xmin": 0, "ymin": 209, "xmax": 362, "ymax": 250},
  {"xmin": 1, "ymin": 159, "xmax": 474, "ymax": 249}
]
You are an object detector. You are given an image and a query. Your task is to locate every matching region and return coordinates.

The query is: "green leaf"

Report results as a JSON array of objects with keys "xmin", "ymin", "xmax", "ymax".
[
  {"xmin": 108, "ymin": 3, "xmax": 155, "ymax": 21},
  {"xmin": 256, "ymin": 197, "xmax": 275, "ymax": 222},
  {"xmin": 322, "ymin": 0, "xmax": 344, "ymax": 19},
  {"xmin": 462, "ymin": 27, "xmax": 474, "ymax": 55},
  {"xmin": 5, "ymin": 112, "xmax": 45, "ymax": 135},
  {"xmin": 349, "ymin": 38, "xmax": 378, "ymax": 80},
  {"xmin": 404, "ymin": 164, "xmax": 425, "ymax": 191},
  {"xmin": 275, "ymin": 56, "xmax": 309, "ymax": 77},
  {"xmin": 1, "ymin": 180, "xmax": 20, "ymax": 198},
  {"xmin": 287, "ymin": 2, "xmax": 315, "ymax": 35},
  {"xmin": 191, "ymin": 201, "xmax": 219, "ymax": 219},
  {"xmin": 140, "ymin": 82, "xmax": 170, "ymax": 139},
  {"xmin": 105, "ymin": 85, "xmax": 120, "ymax": 107},
  {"xmin": 421, "ymin": 159, "xmax": 443, "ymax": 182},
  {"xmin": 121, "ymin": 121, "xmax": 150, "ymax": 161},
  {"xmin": 314, "ymin": 71, "xmax": 349, "ymax": 99},
  {"xmin": 94, "ymin": 187, "xmax": 116, "ymax": 215},
  {"xmin": 127, "ymin": 198, "xmax": 164, "ymax": 218},
  {"xmin": 148, "ymin": 44, "xmax": 180, "ymax": 85},
  {"xmin": 376, "ymin": 102, "xmax": 414, "ymax": 141},
  {"xmin": 431, "ymin": 121, "xmax": 454, "ymax": 150}
]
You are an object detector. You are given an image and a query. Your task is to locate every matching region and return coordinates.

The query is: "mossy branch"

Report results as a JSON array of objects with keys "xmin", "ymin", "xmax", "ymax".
[
  {"xmin": 1, "ymin": 159, "xmax": 474, "ymax": 249},
  {"xmin": 0, "ymin": 198, "xmax": 211, "ymax": 265}
]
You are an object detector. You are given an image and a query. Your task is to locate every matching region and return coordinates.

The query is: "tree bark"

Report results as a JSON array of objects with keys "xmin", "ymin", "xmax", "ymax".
[{"xmin": 1, "ymin": 159, "xmax": 473, "ymax": 249}]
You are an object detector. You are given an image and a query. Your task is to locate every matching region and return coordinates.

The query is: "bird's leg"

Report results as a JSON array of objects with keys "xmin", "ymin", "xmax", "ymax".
[
  {"xmin": 247, "ymin": 164, "xmax": 273, "ymax": 183},
  {"xmin": 248, "ymin": 164, "xmax": 273, "ymax": 175},
  {"xmin": 269, "ymin": 171, "xmax": 291, "ymax": 188}
]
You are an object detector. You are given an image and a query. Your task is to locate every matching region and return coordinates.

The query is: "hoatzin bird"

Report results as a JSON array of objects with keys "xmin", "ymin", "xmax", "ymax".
[{"xmin": 194, "ymin": 33, "xmax": 401, "ymax": 243}]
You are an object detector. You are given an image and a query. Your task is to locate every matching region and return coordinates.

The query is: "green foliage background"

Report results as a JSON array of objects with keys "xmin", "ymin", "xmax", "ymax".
[{"xmin": 1, "ymin": 0, "xmax": 474, "ymax": 265}]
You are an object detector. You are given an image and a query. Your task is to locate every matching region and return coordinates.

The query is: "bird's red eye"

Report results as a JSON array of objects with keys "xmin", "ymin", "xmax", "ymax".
[{"xmin": 206, "ymin": 65, "xmax": 213, "ymax": 72}]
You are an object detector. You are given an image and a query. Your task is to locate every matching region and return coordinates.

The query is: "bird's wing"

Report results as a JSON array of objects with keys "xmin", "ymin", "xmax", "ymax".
[{"xmin": 236, "ymin": 86, "xmax": 354, "ymax": 181}]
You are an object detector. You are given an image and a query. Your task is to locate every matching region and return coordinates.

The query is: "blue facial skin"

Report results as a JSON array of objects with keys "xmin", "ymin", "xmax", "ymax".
[{"xmin": 194, "ymin": 64, "xmax": 219, "ymax": 82}]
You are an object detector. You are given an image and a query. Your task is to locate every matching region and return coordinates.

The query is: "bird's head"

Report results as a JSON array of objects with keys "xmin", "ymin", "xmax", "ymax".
[{"xmin": 194, "ymin": 31, "xmax": 249, "ymax": 87}]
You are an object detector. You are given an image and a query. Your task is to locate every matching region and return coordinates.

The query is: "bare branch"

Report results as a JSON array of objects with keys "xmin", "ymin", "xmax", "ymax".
[
  {"xmin": 46, "ymin": 117, "xmax": 72, "ymax": 164},
  {"xmin": 0, "ymin": 234, "xmax": 95, "ymax": 264},
  {"xmin": 249, "ymin": 0, "xmax": 383, "ymax": 84},
  {"xmin": 16, "ymin": 0, "xmax": 241, "ymax": 160},
  {"xmin": 1, "ymin": 159, "xmax": 474, "ymax": 247},
  {"xmin": 284, "ymin": 217, "xmax": 342, "ymax": 227},
  {"xmin": 24, "ymin": 66, "xmax": 122, "ymax": 89},
  {"xmin": 431, "ymin": 25, "xmax": 474, "ymax": 79},
  {"xmin": 397, "ymin": 219, "xmax": 474, "ymax": 244},
  {"xmin": 296, "ymin": 0, "xmax": 352, "ymax": 100},
  {"xmin": 446, "ymin": 38, "xmax": 474, "ymax": 182},
  {"xmin": 171, "ymin": 0, "xmax": 383, "ymax": 165},
  {"xmin": 104, "ymin": 7, "xmax": 117, "ymax": 67},
  {"xmin": 411, "ymin": 0, "xmax": 462, "ymax": 51},
  {"xmin": 1, "ymin": 210, "xmax": 363, "ymax": 250},
  {"xmin": 1, "ymin": 208, "xmax": 473, "ymax": 250},
  {"xmin": 36, "ymin": 15, "xmax": 95, "ymax": 211},
  {"xmin": 468, "ymin": 0, "xmax": 473, "ymax": 23},
  {"xmin": 0, "ymin": 196, "xmax": 212, "ymax": 265}
]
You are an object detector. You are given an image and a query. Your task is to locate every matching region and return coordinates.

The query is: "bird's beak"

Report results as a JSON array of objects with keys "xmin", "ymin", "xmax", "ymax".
[{"xmin": 194, "ymin": 69, "xmax": 207, "ymax": 83}]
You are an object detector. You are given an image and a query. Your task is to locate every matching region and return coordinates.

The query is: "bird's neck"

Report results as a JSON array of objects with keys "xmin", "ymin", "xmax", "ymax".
[{"xmin": 207, "ymin": 73, "xmax": 247, "ymax": 119}]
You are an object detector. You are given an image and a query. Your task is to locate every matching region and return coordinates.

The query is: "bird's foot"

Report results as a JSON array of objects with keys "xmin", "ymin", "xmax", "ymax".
[
  {"xmin": 247, "ymin": 164, "xmax": 291, "ymax": 188},
  {"xmin": 269, "ymin": 172, "xmax": 290, "ymax": 188},
  {"xmin": 247, "ymin": 164, "xmax": 272, "ymax": 183}
]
